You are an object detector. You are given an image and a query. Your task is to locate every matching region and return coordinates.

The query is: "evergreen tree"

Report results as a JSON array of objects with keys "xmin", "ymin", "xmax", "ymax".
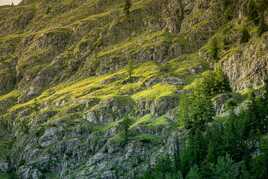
[
  {"xmin": 118, "ymin": 114, "xmax": 132, "ymax": 143},
  {"xmin": 32, "ymin": 99, "xmax": 39, "ymax": 117},
  {"xmin": 255, "ymin": 0, "xmax": 268, "ymax": 35},
  {"xmin": 180, "ymin": 129, "xmax": 207, "ymax": 175},
  {"xmin": 206, "ymin": 122, "xmax": 225, "ymax": 162},
  {"xmin": 124, "ymin": 0, "xmax": 132, "ymax": 16},
  {"xmin": 212, "ymin": 154, "xmax": 239, "ymax": 179},
  {"xmin": 127, "ymin": 59, "xmax": 134, "ymax": 80},
  {"xmin": 247, "ymin": 0, "xmax": 268, "ymax": 35},
  {"xmin": 186, "ymin": 165, "xmax": 201, "ymax": 179},
  {"xmin": 239, "ymin": 162, "xmax": 251, "ymax": 179},
  {"xmin": 195, "ymin": 68, "xmax": 231, "ymax": 98},
  {"xmin": 240, "ymin": 25, "xmax": 251, "ymax": 43},
  {"xmin": 179, "ymin": 94, "xmax": 215, "ymax": 130},
  {"xmin": 207, "ymin": 37, "xmax": 224, "ymax": 60}
]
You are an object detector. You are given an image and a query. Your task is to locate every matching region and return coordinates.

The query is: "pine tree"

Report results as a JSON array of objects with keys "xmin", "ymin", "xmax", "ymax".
[
  {"xmin": 212, "ymin": 154, "xmax": 239, "ymax": 179},
  {"xmin": 127, "ymin": 59, "xmax": 134, "ymax": 80},
  {"xmin": 207, "ymin": 37, "xmax": 224, "ymax": 60},
  {"xmin": 118, "ymin": 114, "xmax": 132, "ymax": 143},
  {"xmin": 180, "ymin": 129, "xmax": 207, "ymax": 175},
  {"xmin": 255, "ymin": 0, "xmax": 268, "ymax": 35},
  {"xmin": 247, "ymin": 0, "xmax": 268, "ymax": 35},
  {"xmin": 195, "ymin": 68, "xmax": 231, "ymax": 98},
  {"xmin": 124, "ymin": 0, "xmax": 132, "ymax": 16},
  {"xmin": 206, "ymin": 122, "xmax": 225, "ymax": 162},
  {"xmin": 186, "ymin": 165, "xmax": 201, "ymax": 179}
]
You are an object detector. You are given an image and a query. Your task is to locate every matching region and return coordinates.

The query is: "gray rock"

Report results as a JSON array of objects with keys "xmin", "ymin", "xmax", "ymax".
[
  {"xmin": 144, "ymin": 77, "xmax": 161, "ymax": 88},
  {"xmin": 213, "ymin": 93, "xmax": 232, "ymax": 115},
  {"xmin": 85, "ymin": 96, "xmax": 135, "ymax": 124},
  {"xmin": 101, "ymin": 170, "xmax": 117, "ymax": 179},
  {"xmin": 175, "ymin": 90, "xmax": 191, "ymax": 95},
  {"xmin": 0, "ymin": 161, "xmax": 9, "ymax": 172},
  {"xmin": 189, "ymin": 65, "xmax": 204, "ymax": 74},
  {"xmin": 38, "ymin": 127, "xmax": 61, "ymax": 147},
  {"xmin": 163, "ymin": 77, "xmax": 186, "ymax": 86},
  {"xmin": 151, "ymin": 95, "xmax": 179, "ymax": 116}
]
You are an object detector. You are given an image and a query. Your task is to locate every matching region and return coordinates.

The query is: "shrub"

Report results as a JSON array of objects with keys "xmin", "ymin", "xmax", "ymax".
[
  {"xmin": 239, "ymin": 25, "xmax": 251, "ymax": 43},
  {"xmin": 195, "ymin": 67, "xmax": 231, "ymax": 98},
  {"xmin": 206, "ymin": 37, "xmax": 224, "ymax": 60}
]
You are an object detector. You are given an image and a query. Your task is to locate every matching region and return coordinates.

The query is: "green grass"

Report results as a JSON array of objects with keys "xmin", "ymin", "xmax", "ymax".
[
  {"xmin": 0, "ymin": 173, "xmax": 17, "ymax": 179},
  {"xmin": 148, "ymin": 116, "xmax": 170, "ymax": 127},
  {"xmin": 7, "ymin": 50, "xmax": 204, "ymax": 122},
  {"xmin": 0, "ymin": 90, "xmax": 20, "ymax": 102},
  {"xmin": 97, "ymin": 31, "xmax": 169, "ymax": 58},
  {"xmin": 130, "ymin": 115, "xmax": 173, "ymax": 129},
  {"xmin": 132, "ymin": 83, "xmax": 177, "ymax": 100},
  {"xmin": 0, "ymin": 0, "xmax": 210, "ymax": 156},
  {"xmin": 132, "ymin": 134, "xmax": 160, "ymax": 143},
  {"xmin": 130, "ymin": 114, "xmax": 152, "ymax": 129}
]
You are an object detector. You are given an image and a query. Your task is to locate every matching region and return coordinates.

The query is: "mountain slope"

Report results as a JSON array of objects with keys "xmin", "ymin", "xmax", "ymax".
[{"xmin": 0, "ymin": 0, "xmax": 268, "ymax": 178}]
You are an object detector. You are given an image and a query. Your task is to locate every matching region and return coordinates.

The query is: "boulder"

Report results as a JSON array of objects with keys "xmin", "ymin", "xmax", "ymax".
[
  {"xmin": 38, "ymin": 127, "xmax": 62, "ymax": 147},
  {"xmin": 163, "ymin": 77, "xmax": 186, "ymax": 86},
  {"xmin": 0, "ymin": 161, "xmax": 9, "ymax": 172}
]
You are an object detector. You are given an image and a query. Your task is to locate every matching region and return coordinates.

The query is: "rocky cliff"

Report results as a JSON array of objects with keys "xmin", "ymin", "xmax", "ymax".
[{"xmin": 0, "ymin": 0, "xmax": 267, "ymax": 178}]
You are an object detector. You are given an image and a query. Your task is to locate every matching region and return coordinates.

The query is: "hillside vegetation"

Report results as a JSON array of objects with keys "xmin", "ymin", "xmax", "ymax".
[{"xmin": 0, "ymin": 0, "xmax": 268, "ymax": 178}]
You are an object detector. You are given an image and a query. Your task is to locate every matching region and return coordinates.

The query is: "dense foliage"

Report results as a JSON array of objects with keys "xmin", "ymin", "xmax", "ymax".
[{"xmin": 143, "ymin": 71, "xmax": 268, "ymax": 179}]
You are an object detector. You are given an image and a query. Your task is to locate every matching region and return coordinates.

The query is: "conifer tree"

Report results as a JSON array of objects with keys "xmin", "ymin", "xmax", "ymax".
[
  {"xmin": 124, "ymin": 0, "xmax": 132, "ymax": 16},
  {"xmin": 118, "ymin": 114, "xmax": 132, "ymax": 143},
  {"xmin": 127, "ymin": 59, "xmax": 134, "ymax": 80},
  {"xmin": 186, "ymin": 165, "xmax": 201, "ymax": 179},
  {"xmin": 212, "ymin": 154, "xmax": 239, "ymax": 179}
]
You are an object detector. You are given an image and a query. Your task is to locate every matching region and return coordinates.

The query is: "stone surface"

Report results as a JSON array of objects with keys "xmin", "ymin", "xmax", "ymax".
[{"xmin": 0, "ymin": 161, "xmax": 9, "ymax": 172}]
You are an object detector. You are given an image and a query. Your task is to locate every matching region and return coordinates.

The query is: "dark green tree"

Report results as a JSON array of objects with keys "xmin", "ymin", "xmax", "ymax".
[
  {"xmin": 195, "ymin": 68, "xmax": 231, "ymax": 98},
  {"xmin": 207, "ymin": 37, "xmax": 224, "ymax": 60},
  {"xmin": 180, "ymin": 129, "xmax": 207, "ymax": 175},
  {"xmin": 212, "ymin": 154, "xmax": 239, "ymax": 179},
  {"xmin": 240, "ymin": 25, "xmax": 251, "ymax": 43},
  {"xmin": 248, "ymin": 136, "xmax": 268, "ymax": 179},
  {"xmin": 179, "ymin": 94, "xmax": 215, "ymax": 130},
  {"xmin": 247, "ymin": 0, "xmax": 268, "ymax": 35},
  {"xmin": 32, "ymin": 99, "xmax": 39, "ymax": 117},
  {"xmin": 206, "ymin": 122, "xmax": 225, "ymax": 163},
  {"xmin": 124, "ymin": 0, "xmax": 132, "ymax": 16},
  {"xmin": 186, "ymin": 165, "xmax": 201, "ymax": 179},
  {"xmin": 118, "ymin": 114, "xmax": 132, "ymax": 143},
  {"xmin": 255, "ymin": 0, "xmax": 268, "ymax": 35},
  {"xmin": 127, "ymin": 59, "xmax": 134, "ymax": 80}
]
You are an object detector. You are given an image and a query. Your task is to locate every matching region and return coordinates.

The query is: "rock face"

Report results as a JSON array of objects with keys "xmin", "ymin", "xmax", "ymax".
[
  {"xmin": 222, "ymin": 32, "xmax": 268, "ymax": 90},
  {"xmin": 86, "ymin": 96, "xmax": 135, "ymax": 123},
  {"xmin": 0, "ymin": 0, "xmax": 267, "ymax": 178},
  {"xmin": 6, "ymin": 90, "xmax": 182, "ymax": 178},
  {"xmin": 0, "ymin": 162, "xmax": 9, "ymax": 173}
]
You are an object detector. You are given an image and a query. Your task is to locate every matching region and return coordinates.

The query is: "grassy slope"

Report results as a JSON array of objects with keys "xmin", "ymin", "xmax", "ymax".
[
  {"xmin": 0, "ymin": 0, "xmax": 208, "ymax": 123},
  {"xmin": 2, "ymin": 0, "xmax": 267, "ymax": 177}
]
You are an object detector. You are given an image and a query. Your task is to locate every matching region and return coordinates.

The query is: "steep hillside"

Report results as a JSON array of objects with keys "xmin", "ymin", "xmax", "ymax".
[{"xmin": 0, "ymin": 0, "xmax": 268, "ymax": 178}]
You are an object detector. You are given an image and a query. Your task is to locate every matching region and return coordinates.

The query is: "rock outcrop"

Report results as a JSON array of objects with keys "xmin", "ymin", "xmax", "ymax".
[{"xmin": 0, "ymin": 0, "xmax": 267, "ymax": 178}]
